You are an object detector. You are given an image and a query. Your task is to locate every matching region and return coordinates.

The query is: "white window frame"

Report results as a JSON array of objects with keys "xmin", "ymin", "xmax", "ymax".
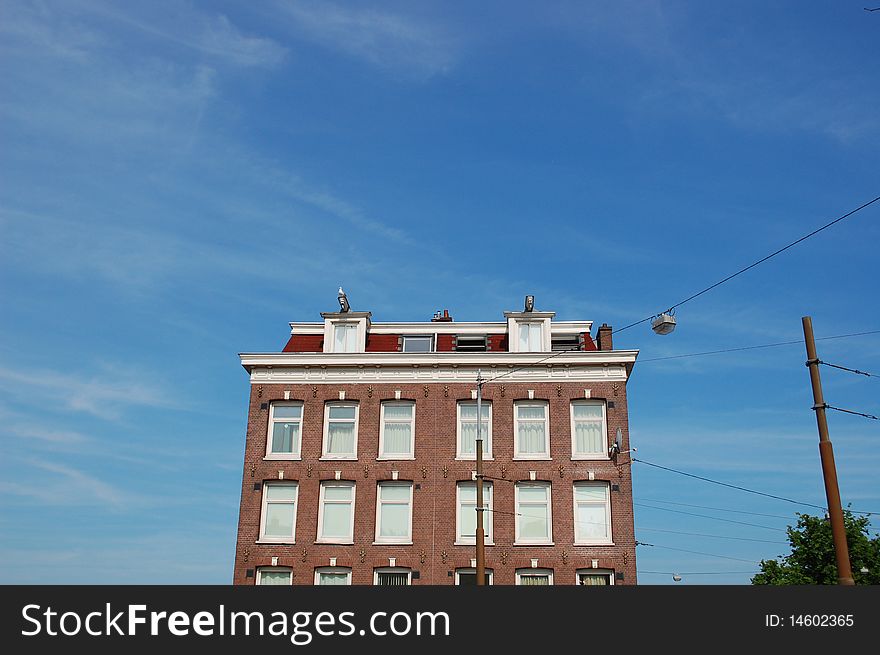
[
  {"xmin": 513, "ymin": 400, "xmax": 550, "ymax": 460},
  {"xmin": 455, "ymin": 568, "xmax": 494, "ymax": 585},
  {"xmin": 258, "ymin": 482, "xmax": 298, "ymax": 543},
  {"xmin": 455, "ymin": 481, "xmax": 494, "ymax": 545},
  {"xmin": 374, "ymin": 481, "xmax": 414, "ymax": 545},
  {"xmin": 316, "ymin": 481, "xmax": 356, "ymax": 544},
  {"xmin": 333, "ymin": 323, "xmax": 358, "ymax": 353},
  {"xmin": 514, "ymin": 482, "xmax": 553, "ymax": 545},
  {"xmin": 570, "ymin": 400, "xmax": 608, "ymax": 460},
  {"xmin": 378, "ymin": 401, "xmax": 416, "ymax": 460},
  {"xmin": 515, "ymin": 568, "xmax": 554, "ymax": 585},
  {"xmin": 456, "ymin": 401, "xmax": 493, "ymax": 460},
  {"xmin": 255, "ymin": 567, "xmax": 293, "ymax": 585},
  {"xmin": 576, "ymin": 569, "xmax": 615, "ymax": 586},
  {"xmin": 314, "ymin": 567, "xmax": 352, "ymax": 586},
  {"xmin": 373, "ymin": 567, "xmax": 412, "ymax": 586},
  {"xmin": 321, "ymin": 402, "xmax": 359, "ymax": 460},
  {"xmin": 573, "ymin": 481, "xmax": 612, "ymax": 545},
  {"xmin": 322, "ymin": 317, "xmax": 368, "ymax": 354},
  {"xmin": 265, "ymin": 401, "xmax": 303, "ymax": 460},
  {"xmin": 401, "ymin": 335, "xmax": 434, "ymax": 352}
]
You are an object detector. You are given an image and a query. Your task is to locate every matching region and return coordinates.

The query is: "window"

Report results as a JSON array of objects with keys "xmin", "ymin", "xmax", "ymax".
[
  {"xmin": 379, "ymin": 401, "xmax": 415, "ymax": 459},
  {"xmin": 455, "ymin": 335, "xmax": 487, "ymax": 352},
  {"xmin": 256, "ymin": 567, "xmax": 292, "ymax": 585},
  {"xmin": 577, "ymin": 570, "xmax": 614, "ymax": 586},
  {"xmin": 374, "ymin": 568, "xmax": 411, "ymax": 586},
  {"xmin": 315, "ymin": 567, "xmax": 352, "ymax": 586},
  {"xmin": 402, "ymin": 335, "xmax": 434, "ymax": 352},
  {"xmin": 551, "ymin": 333, "xmax": 580, "ymax": 351},
  {"xmin": 514, "ymin": 401, "xmax": 549, "ymax": 459},
  {"xmin": 457, "ymin": 401, "xmax": 492, "ymax": 459},
  {"xmin": 375, "ymin": 482, "xmax": 413, "ymax": 544},
  {"xmin": 455, "ymin": 569, "xmax": 493, "ymax": 585},
  {"xmin": 266, "ymin": 402, "xmax": 302, "ymax": 459},
  {"xmin": 322, "ymin": 403, "xmax": 358, "ymax": 459},
  {"xmin": 573, "ymin": 482, "xmax": 612, "ymax": 544},
  {"xmin": 515, "ymin": 482, "xmax": 552, "ymax": 544},
  {"xmin": 516, "ymin": 569, "xmax": 553, "ymax": 585},
  {"xmin": 259, "ymin": 482, "xmax": 298, "ymax": 543},
  {"xmin": 456, "ymin": 481, "xmax": 493, "ymax": 544},
  {"xmin": 518, "ymin": 322, "xmax": 544, "ymax": 352},
  {"xmin": 334, "ymin": 323, "xmax": 358, "ymax": 353},
  {"xmin": 317, "ymin": 481, "xmax": 355, "ymax": 544},
  {"xmin": 570, "ymin": 400, "xmax": 607, "ymax": 459}
]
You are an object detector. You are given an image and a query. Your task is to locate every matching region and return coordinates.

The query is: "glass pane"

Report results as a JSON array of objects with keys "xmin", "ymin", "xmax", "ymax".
[
  {"xmin": 323, "ymin": 485, "xmax": 352, "ymax": 501},
  {"xmin": 576, "ymin": 504, "xmax": 608, "ymax": 541},
  {"xmin": 519, "ymin": 505, "xmax": 549, "ymax": 540},
  {"xmin": 272, "ymin": 422, "xmax": 300, "ymax": 453},
  {"xmin": 518, "ymin": 421, "xmax": 546, "ymax": 453},
  {"xmin": 460, "ymin": 422, "xmax": 477, "ymax": 454},
  {"xmin": 383, "ymin": 404, "xmax": 413, "ymax": 420},
  {"xmin": 520, "ymin": 574, "xmax": 549, "ymax": 586},
  {"xmin": 575, "ymin": 421, "xmax": 603, "ymax": 454},
  {"xmin": 264, "ymin": 504, "xmax": 295, "ymax": 537},
  {"xmin": 259, "ymin": 570, "xmax": 291, "ymax": 585},
  {"xmin": 517, "ymin": 405, "xmax": 546, "ymax": 420},
  {"xmin": 459, "ymin": 501, "xmax": 476, "ymax": 537},
  {"xmin": 329, "ymin": 405, "xmax": 357, "ymax": 419},
  {"xmin": 380, "ymin": 484, "xmax": 411, "ymax": 501},
  {"xmin": 579, "ymin": 574, "xmax": 609, "ymax": 586},
  {"xmin": 403, "ymin": 337, "xmax": 432, "ymax": 352},
  {"xmin": 518, "ymin": 323, "xmax": 531, "ymax": 350},
  {"xmin": 273, "ymin": 405, "xmax": 302, "ymax": 419},
  {"xmin": 379, "ymin": 503, "xmax": 410, "ymax": 538},
  {"xmin": 459, "ymin": 483, "xmax": 476, "ymax": 502},
  {"xmin": 327, "ymin": 423, "xmax": 355, "ymax": 454},
  {"xmin": 319, "ymin": 572, "xmax": 349, "ymax": 586},
  {"xmin": 377, "ymin": 572, "xmax": 409, "ymax": 586},
  {"xmin": 382, "ymin": 422, "xmax": 412, "ymax": 455},
  {"xmin": 574, "ymin": 485, "xmax": 607, "ymax": 501},
  {"xmin": 518, "ymin": 486, "xmax": 547, "ymax": 502},
  {"xmin": 572, "ymin": 403, "xmax": 602, "ymax": 419},
  {"xmin": 334, "ymin": 325, "xmax": 354, "ymax": 352},
  {"xmin": 321, "ymin": 503, "xmax": 352, "ymax": 539},
  {"xmin": 265, "ymin": 484, "xmax": 298, "ymax": 502}
]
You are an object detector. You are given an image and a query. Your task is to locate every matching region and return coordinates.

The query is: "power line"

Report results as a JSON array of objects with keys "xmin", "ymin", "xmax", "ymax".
[
  {"xmin": 820, "ymin": 360, "xmax": 878, "ymax": 378},
  {"xmin": 638, "ymin": 570, "xmax": 758, "ymax": 576},
  {"xmin": 613, "ymin": 195, "xmax": 880, "ymax": 335},
  {"xmin": 637, "ymin": 526, "xmax": 787, "ymax": 544},
  {"xmin": 635, "ymin": 502, "xmax": 786, "ymax": 532},
  {"xmin": 636, "ymin": 540, "xmax": 761, "ymax": 564},
  {"xmin": 825, "ymin": 404, "xmax": 879, "ymax": 421},
  {"xmin": 635, "ymin": 498, "xmax": 798, "ymax": 520},
  {"xmin": 634, "ymin": 457, "xmax": 880, "ymax": 516},
  {"xmin": 639, "ymin": 330, "xmax": 880, "ymax": 363}
]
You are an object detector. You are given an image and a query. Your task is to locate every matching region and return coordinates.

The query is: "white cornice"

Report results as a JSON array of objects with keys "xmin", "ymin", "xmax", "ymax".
[
  {"xmin": 288, "ymin": 320, "xmax": 594, "ymax": 335},
  {"xmin": 240, "ymin": 350, "xmax": 637, "ymax": 384}
]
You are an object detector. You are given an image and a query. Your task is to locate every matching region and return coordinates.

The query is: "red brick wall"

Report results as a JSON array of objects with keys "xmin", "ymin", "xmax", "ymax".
[{"xmin": 233, "ymin": 380, "xmax": 635, "ymax": 585}]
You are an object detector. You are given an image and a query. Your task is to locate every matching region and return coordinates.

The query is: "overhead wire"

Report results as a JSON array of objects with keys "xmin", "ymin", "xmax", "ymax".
[
  {"xmin": 613, "ymin": 195, "xmax": 880, "ymax": 335},
  {"xmin": 636, "ymin": 541, "xmax": 761, "ymax": 563}
]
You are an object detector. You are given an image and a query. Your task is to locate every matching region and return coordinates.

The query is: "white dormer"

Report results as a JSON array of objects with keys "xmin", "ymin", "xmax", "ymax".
[
  {"xmin": 505, "ymin": 310, "xmax": 555, "ymax": 353},
  {"xmin": 321, "ymin": 311, "xmax": 371, "ymax": 353}
]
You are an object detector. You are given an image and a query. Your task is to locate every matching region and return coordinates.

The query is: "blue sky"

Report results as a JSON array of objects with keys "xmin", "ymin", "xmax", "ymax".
[{"xmin": 1, "ymin": 0, "xmax": 878, "ymax": 585}]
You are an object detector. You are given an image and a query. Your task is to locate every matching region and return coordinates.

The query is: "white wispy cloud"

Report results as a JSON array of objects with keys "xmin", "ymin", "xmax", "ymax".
[
  {"xmin": 0, "ymin": 459, "xmax": 127, "ymax": 508},
  {"xmin": 277, "ymin": 0, "xmax": 458, "ymax": 77}
]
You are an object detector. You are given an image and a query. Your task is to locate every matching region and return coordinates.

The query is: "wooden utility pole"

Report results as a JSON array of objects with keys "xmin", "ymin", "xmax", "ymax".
[
  {"xmin": 475, "ymin": 370, "xmax": 486, "ymax": 585},
  {"xmin": 802, "ymin": 316, "xmax": 854, "ymax": 585}
]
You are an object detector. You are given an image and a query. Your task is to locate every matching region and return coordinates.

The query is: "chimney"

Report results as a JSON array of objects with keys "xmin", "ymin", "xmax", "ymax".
[
  {"xmin": 597, "ymin": 323, "xmax": 613, "ymax": 351},
  {"xmin": 432, "ymin": 309, "xmax": 453, "ymax": 322}
]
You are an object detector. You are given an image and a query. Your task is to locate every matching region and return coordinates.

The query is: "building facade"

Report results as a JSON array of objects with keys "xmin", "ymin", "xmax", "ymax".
[{"xmin": 233, "ymin": 297, "xmax": 639, "ymax": 585}]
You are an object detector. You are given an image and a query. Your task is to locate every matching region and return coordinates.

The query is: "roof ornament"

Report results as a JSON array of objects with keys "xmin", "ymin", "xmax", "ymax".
[
  {"xmin": 524, "ymin": 295, "xmax": 535, "ymax": 312},
  {"xmin": 338, "ymin": 287, "xmax": 350, "ymax": 313}
]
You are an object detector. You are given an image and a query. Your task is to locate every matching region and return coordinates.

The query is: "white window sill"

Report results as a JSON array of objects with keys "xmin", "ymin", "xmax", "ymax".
[
  {"xmin": 319, "ymin": 456, "xmax": 358, "ymax": 461},
  {"xmin": 454, "ymin": 541, "xmax": 495, "ymax": 547},
  {"xmin": 264, "ymin": 455, "xmax": 302, "ymax": 461},
  {"xmin": 315, "ymin": 540, "xmax": 354, "ymax": 545},
  {"xmin": 513, "ymin": 541, "xmax": 555, "ymax": 547},
  {"xmin": 570, "ymin": 455, "xmax": 610, "ymax": 461},
  {"xmin": 455, "ymin": 456, "xmax": 494, "ymax": 461},
  {"xmin": 512, "ymin": 456, "xmax": 551, "ymax": 461},
  {"xmin": 255, "ymin": 539, "xmax": 295, "ymax": 545},
  {"xmin": 372, "ymin": 541, "xmax": 413, "ymax": 546},
  {"xmin": 376, "ymin": 456, "xmax": 416, "ymax": 461},
  {"xmin": 574, "ymin": 541, "xmax": 615, "ymax": 547}
]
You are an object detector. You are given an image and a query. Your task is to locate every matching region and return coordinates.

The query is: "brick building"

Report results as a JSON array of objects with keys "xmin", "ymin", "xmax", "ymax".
[{"xmin": 233, "ymin": 295, "xmax": 639, "ymax": 585}]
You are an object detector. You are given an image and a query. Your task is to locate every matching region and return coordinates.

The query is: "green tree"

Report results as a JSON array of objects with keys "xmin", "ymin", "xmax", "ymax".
[{"xmin": 752, "ymin": 509, "xmax": 880, "ymax": 585}]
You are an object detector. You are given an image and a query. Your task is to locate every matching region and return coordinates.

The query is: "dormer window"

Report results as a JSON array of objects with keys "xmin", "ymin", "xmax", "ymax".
[
  {"xmin": 505, "ymin": 311, "xmax": 554, "ymax": 353},
  {"xmin": 334, "ymin": 324, "xmax": 358, "ymax": 353},
  {"xmin": 518, "ymin": 323, "xmax": 543, "ymax": 352},
  {"xmin": 321, "ymin": 311, "xmax": 370, "ymax": 353},
  {"xmin": 402, "ymin": 335, "xmax": 434, "ymax": 352}
]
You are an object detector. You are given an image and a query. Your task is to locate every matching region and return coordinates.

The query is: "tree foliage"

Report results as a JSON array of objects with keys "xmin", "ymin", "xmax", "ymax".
[{"xmin": 752, "ymin": 509, "xmax": 880, "ymax": 585}]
